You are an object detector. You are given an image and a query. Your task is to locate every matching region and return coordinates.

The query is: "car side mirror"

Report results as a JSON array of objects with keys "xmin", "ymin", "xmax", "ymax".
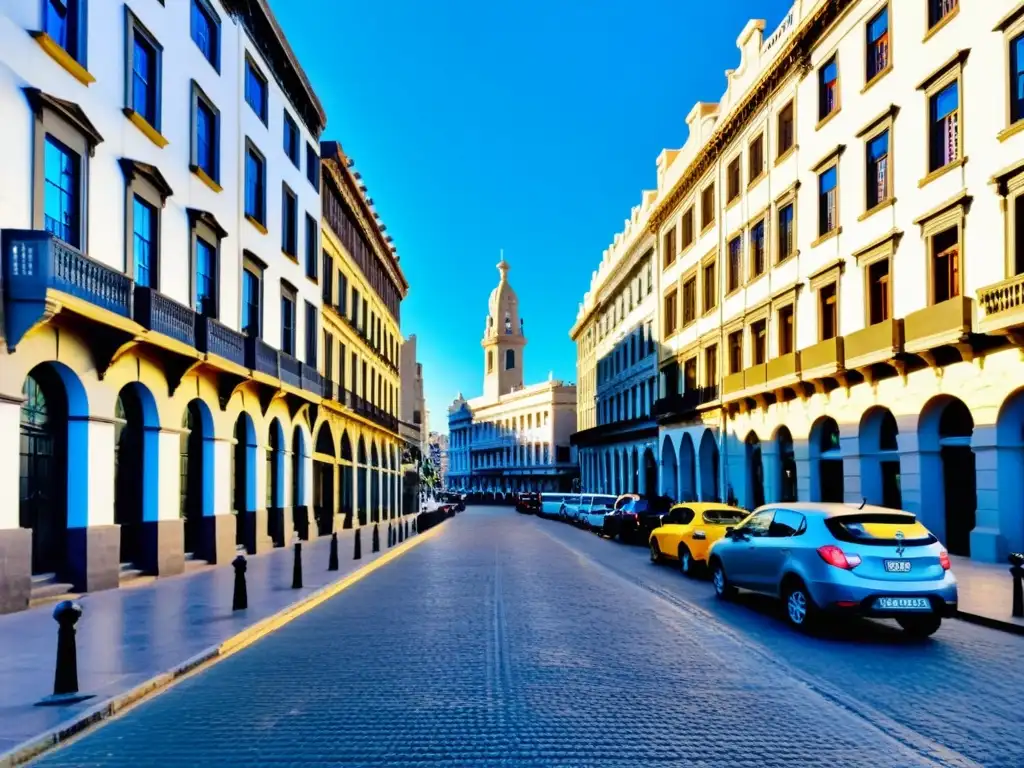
[{"xmin": 692, "ymin": 530, "xmax": 707, "ymax": 541}]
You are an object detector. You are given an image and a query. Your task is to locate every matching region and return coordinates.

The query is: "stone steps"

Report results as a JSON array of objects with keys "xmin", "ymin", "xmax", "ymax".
[{"xmin": 29, "ymin": 572, "xmax": 76, "ymax": 607}]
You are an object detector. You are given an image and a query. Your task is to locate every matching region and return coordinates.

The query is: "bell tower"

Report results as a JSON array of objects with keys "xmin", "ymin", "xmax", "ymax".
[{"xmin": 482, "ymin": 257, "xmax": 527, "ymax": 400}]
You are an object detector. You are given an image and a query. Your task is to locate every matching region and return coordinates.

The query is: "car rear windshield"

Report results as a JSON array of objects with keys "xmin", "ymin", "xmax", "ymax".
[
  {"xmin": 825, "ymin": 514, "xmax": 936, "ymax": 546},
  {"xmin": 702, "ymin": 509, "xmax": 747, "ymax": 525}
]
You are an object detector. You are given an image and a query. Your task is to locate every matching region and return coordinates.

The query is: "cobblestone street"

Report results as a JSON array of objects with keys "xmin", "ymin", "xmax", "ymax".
[{"xmin": 37, "ymin": 508, "xmax": 1024, "ymax": 767}]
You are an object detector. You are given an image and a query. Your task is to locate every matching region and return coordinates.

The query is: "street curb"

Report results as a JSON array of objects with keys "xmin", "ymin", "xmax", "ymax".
[
  {"xmin": 0, "ymin": 519, "xmax": 448, "ymax": 768},
  {"xmin": 954, "ymin": 609, "xmax": 1024, "ymax": 637}
]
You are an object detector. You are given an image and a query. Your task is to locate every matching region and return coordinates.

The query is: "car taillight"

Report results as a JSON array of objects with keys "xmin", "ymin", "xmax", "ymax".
[
  {"xmin": 817, "ymin": 544, "xmax": 861, "ymax": 570},
  {"xmin": 939, "ymin": 550, "xmax": 951, "ymax": 570}
]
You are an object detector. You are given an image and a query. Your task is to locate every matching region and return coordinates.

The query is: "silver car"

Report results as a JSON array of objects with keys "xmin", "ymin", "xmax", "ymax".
[{"xmin": 707, "ymin": 503, "xmax": 958, "ymax": 637}]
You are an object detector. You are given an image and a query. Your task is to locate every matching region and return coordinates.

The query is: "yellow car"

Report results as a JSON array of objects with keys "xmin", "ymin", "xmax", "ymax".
[{"xmin": 649, "ymin": 503, "xmax": 749, "ymax": 575}]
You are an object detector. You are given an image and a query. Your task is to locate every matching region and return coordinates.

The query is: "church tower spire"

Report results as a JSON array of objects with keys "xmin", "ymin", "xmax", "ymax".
[{"xmin": 482, "ymin": 255, "xmax": 526, "ymax": 400}]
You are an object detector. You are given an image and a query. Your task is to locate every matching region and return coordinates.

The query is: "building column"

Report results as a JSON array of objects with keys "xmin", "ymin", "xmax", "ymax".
[
  {"xmin": 638, "ymin": 449, "xmax": 648, "ymax": 495},
  {"xmin": 970, "ymin": 426, "xmax": 1005, "ymax": 562},
  {"xmin": 793, "ymin": 439, "xmax": 812, "ymax": 506},
  {"xmin": 0, "ymin": 396, "xmax": 30, "ymax": 613},
  {"xmin": 66, "ymin": 416, "xmax": 119, "ymax": 593},
  {"xmin": 760, "ymin": 441, "xmax": 778, "ymax": 505},
  {"xmin": 140, "ymin": 427, "xmax": 185, "ymax": 576},
  {"xmin": 198, "ymin": 435, "xmax": 237, "ymax": 565}
]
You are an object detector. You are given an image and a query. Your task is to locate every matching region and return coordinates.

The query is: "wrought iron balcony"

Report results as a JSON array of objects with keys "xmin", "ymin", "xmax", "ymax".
[
  {"xmin": 651, "ymin": 386, "xmax": 719, "ymax": 423},
  {"xmin": 245, "ymin": 335, "xmax": 279, "ymax": 377},
  {"xmin": 133, "ymin": 286, "xmax": 195, "ymax": 347},
  {"xmin": 300, "ymin": 363, "xmax": 322, "ymax": 396},
  {"xmin": 2, "ymin": 229, "xmax": 132, "ymax": 348},
  {"xmin": 279, "ymin": 352, "xmax": 301, "ymax": 388},
  {"xmin": 195, "ymin": 315, "xmax": 245, "ymax": 367},
  {"xmin": 348, "ymin": 390, "xmax": 398, "ymax": 433},
  {"xmin": 977, "ymin": 274, "xmax": 1024, "ymax": 335},
  {"xmin": 321, "ymin": 377, "xmax": 336, "ymax": 401}
]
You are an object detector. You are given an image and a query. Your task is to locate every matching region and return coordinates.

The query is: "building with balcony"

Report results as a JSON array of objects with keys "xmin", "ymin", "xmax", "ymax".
[
  {"xmin": 569, "ymin": 194, "xmax": 660, "ymax": 496},
  {"xmin": 447, "ymin": 259, "xmax": 578, "ymax": 493},
  {"xmin": 398, "ymin": 333, "xmax": 426, "ymax": 460},
  {"xmin": 643, "ymin": 0, "xmax": 1024, "ymax": 563},
  {"xmin": 0, "ymin": 0, "xmax": 408, "ymax": 614}
]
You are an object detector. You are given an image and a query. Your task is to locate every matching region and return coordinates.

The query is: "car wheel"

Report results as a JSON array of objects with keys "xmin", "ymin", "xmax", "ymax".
[
  {"xmin": 783, "ymin": 580, "xmax": 816, "ymax": 631},
  {"xmin": 711, "ymin": 560, "xmax": 736, "ymax": 600},
  {"xmin": 896, "ymin": 615, "xmax": 942, "ymax": 638},
  {"xmin": 650, "ymin": 539, "xmax": 664, "ymax": 564},
  {"xmin": 678, "ymin": 545, "xmax": 694, "ymax": 577}
]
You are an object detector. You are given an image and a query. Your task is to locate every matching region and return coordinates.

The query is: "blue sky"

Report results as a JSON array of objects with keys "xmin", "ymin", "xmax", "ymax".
[{"xmin": 270, "ymin": 0, "xmax": 792, "ymax": 434}]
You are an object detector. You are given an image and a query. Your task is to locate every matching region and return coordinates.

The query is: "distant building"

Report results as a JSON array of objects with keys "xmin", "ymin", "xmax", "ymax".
[
  {"xmin": 399, "ymin": 334, "xmax": 426, "ymax": 462},
  {"xmin": 447, "ymin": 259, "xmax": 577, "ymax": 493},
  {"xmin": 428, "ymin": 432, "xmax": 448, "ymax": 488}
]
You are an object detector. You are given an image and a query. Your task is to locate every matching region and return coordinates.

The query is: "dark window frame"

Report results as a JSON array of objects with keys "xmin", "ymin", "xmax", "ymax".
[
  {"xmin": 190, "ymin": 79, "xmax": 220, "ymax": 183},
  {"xmin": 281, "ymin": 182, "xmax": 298, "ymax": 256},
  {"xmin": 190, "ymin": 0, "xmax": 220, "ymax": 71},
  {"xmin": 244, "ymin": 138, "xmax": 267, "ymax": 226},
  {"xmin": 244, "ymin": 54, "xmax": 268, "ymax": 124},
  {"xmin": 124, "ymin": 6, "xmax": 163, "ymax": 130}
]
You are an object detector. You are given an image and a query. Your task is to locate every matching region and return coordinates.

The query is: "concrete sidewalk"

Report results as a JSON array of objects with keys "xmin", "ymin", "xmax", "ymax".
[
  {"xmin": 951, "ymin": 555, "xmax": 1024, "ymax": 634},
  {"xmin": 0, "ymin": 520, "xmax": 424, "ymax": 761}
]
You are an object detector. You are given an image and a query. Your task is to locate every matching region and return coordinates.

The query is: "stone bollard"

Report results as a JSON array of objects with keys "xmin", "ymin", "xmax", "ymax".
[
  {"xmin": 292, "ymin": 539, "xmax": 303, "ymax": 589},
  {"xmin": 328, "ymin": 531, "xmax": 339, "ymax": 571},
  {"xmin": 354, "ymin": 527, "xmax": 362, "ymax": 560},
  {"xmin": 35, "ymin": 601, "xmax": 95, "ymax": 706},
  {"xmin": 372, "ymin": 523, "xmax": 380, "ymax": 553},
  {"xmin": 232, "ymin": 555, "xmax": 248, "ymax": 610},
  {"xmin": 1010, "ymin": 553, "xmax": 1024, "ymax": 618}
]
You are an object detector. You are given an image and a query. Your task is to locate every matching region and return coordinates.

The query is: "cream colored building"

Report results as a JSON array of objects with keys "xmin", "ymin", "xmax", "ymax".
[
  {"xmin": 399, "ymin": 333, "xmax": 427, "ymax": 458},
  {"xmin": 448, "ymin": 260, "xmax": 578, "ymax": 493},
  {"xmin": 635, "ymin": 0, "xmax": 1024, "ymax": 564}
]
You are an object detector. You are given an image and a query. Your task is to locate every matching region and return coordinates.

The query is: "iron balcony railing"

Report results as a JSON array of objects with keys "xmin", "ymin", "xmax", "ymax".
[
  {"xmin": 279, "ymin": 352, "xmax": 302, "ymax": 388},
  {"xmin": 195, "ymin": 315, "xmax": 246, "ymax": 367},
  {"xmin": 244, "ymin": 335, "xmax": 280, "ymax": 377},
  {"xmin": 133, "ymin": 286, "xmax": 196, "ymax": 347},
  {"xmin": 651, "ymin": 385, "xmax": 720, "ymax": 422},
  {"xmin": 347, "ymin": 390, "xmax": 399, "ymax": 433},
  {"xmin": 300, "ymin": 363, "xmax": 322, "ymax": 396}
]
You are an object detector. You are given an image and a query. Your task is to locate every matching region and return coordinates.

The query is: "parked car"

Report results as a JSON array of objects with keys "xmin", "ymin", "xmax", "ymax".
[
  {"xmin": 649, "ymin": 503, "xmax": 749, "ymax": 574},
  {"xmin": 576, "ymin": 494, "xmax": 619, "ymax": 529},
  {"xmin": 707, "ymin": 503, "xmax": 958, "ymax": 636},
  {"xmin": 440, "ymin": 492, "xmax": 465, "ymax": 511},
  {"xmin": 604, "ymin": 495, "xmax": 674, "ymax": 543},
  {"xmin": 558, "ymin": 494, "xmax": 583, "ymax": 522},
  {"xmin": 515, "ymin": 492, "xmax": 541, "ymax": 514},
  {"xmin": 539, "ymin": 493, "xmax": 569, "ymax": 519}
]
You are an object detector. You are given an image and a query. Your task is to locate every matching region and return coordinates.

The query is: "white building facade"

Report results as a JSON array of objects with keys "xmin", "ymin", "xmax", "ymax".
[
  {"xmin": 447, "ymin": 260, "xmax": 578, "ymax": 493},
  {"xmin": 570, "ymin": 194, "xmax": 661, "ymax": 496},
  {"xmin": 0, "ymin": 0, "xmax": 409, "ymax": 613},
  {"xmin": 634, "ymin": 0, "xmax": 1024, "ymax": 564}
]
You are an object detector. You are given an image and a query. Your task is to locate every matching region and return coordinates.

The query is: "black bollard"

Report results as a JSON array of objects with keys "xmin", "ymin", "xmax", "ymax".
[
  {"xmin": 232, "ymin": 555, "xmax": 248, "ymax": 610},
  {"xmin": 354, "ymin": 527, "xmax": 362, "ymax": 560},
  {"xmin": 388, "ymin": 522, "xmax": 394, "ymax": 547},
  {"xmin": 1010, "ymin": 553, "xmax": 1024, "ymax": 618},
  {"xmin": 328, "ymin": 531, "xmax": 339, "ymax": 571},
  {"xmin": 35, "ymin": 601, "xmax": 94, "ymax": 706},
  {"xmin": 405, "ymin": 519, "xmax": 410, "ymax": 539},
  {"xmin": 412, "ymin": 516, "xmax": 417, "ymax": 534},
  {"xmin": 372, "ymin": 523, "xmax": 380, "ymax": 552},
  {"xmin": 398, "ymin": 520, "xmax": 404, "ymax": 542},
  {"xmin": 292, "ymin": 540, "xmax": 303, "ymax": 589}
]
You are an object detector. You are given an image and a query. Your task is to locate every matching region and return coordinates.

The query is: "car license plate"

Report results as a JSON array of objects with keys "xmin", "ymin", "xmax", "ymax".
[
  {"xmin": 884, "ymin": 560, "xmax": 912, "ymax": 573},
  {"xmin": 873, "ymin": 597, "xmax": 931, "ymax": 611}
]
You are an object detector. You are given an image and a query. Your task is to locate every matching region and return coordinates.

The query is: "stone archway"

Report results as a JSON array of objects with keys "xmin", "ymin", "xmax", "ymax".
[
  {"xmin": 643, "ymin": 447, "xmax": 658, "ymax": 497},
  {"xmin": 698, "ymin": 429, "xmax": 719, "ymax": 502},
  {"xmin": 918, "ymin": 396, "xmax": 976, "ymax": 556},
  {"xmin": 357, "ymin": 436, "xmax": 368, "ymax": 526},
  {"xmin": 744, "ymin": 431, "xmax": 765, "ymax": 509},
  {"xmin": 181, "ymin": 399, "xmax": 214, "ymax": 557},
  {"xmin": 231, "ymin": 412, "xmax": 259, "ymax": 550},
  {"xmin": 859, "ymin": 407, "xmax": 901, "ymax": 508},
  {"xmin": 313, "ymin": 422, "xmax": 335, "ymax": 537},
  {"xmin": 679, "ymin": 433, "xmax": 696, "ymax": 501},
  {"xmin": 810, "ymin": 416, "xmax": 843, "ymax": 502},
  {"xmin": 114, "ymin": 382, "xmax": 161, "ymax": 571},
  {"xmin": 339, "ymin": 431, "xmax": 354, "ymax": 527},
  {"xmin": 630, "ymin": 446, "xmax": 640, "ymax": 493},
  {"xmin": 661, "ymin": 436, "xmax": 678, "ymax": 499},
  {"xmin": 370, "ymin": 441, "xmax": 381, "ymax": 523},
  {"xmin": 775, "ymin": 426, "xmax": 797, "ymax": 502},
  {"xmin": 266, "ymin": 418, "xmax": 285, "ymax": 513},
  {"xmin": 996, "ymin": 388, "xmax": 1024, "ymax": 559}
]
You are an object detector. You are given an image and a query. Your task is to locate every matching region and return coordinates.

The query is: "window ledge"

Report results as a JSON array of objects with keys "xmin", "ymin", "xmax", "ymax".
[
  {"xmin": 246, "ymin": 214, "xmax": 268, "ymax": 235},
  {"xmin": 776, "ymin": 250, "xmax": 799, "ymax": 267},
  {"xmin": 702, "ymin": 307, "xmax": 717, "ymax": 318},
  {"xmin": 918, "ymin": 157, "xmax": 968, "ymax": 189},
  {"xmin": 700, "ymin": 222, "xmax": 716, "ymax": 237},
  {"xmin": 725, "ymin": 195, "xmax": 742, "ymax": 212},
  {"xmin": 861, "ymin": 64, "xmax": 893, "ymax": 95},
  {"xmin": 923, "ymin": 6, "xmax": 959, "ymax": 43},
  {"xmin": 30, "ymin": 31, "xmax": 95, "ymax": 86},
  {"xmin": 190, "ymin": 165, "xmax": 222, "ymax": 193},
  {"xmin": 747, "ymin": 172, "xmax": 765, "ymax": 192},
  {"xmin": 123, "ymin": 109, "xmax": 168, "ymax": 148},
  {"xmin": 816, "ymin": 108, "xmax": 841, "ymax": 132},
  {"xmin": 724, "ymin": 286, "xmax": 743, "ymax": 301},
  {"xmin": 858, "ymin": 197, "xmax": 896, "ymax": 222},
  {"xmin": 997, "ymin": 121, "xmax": 1024, "ymax": 143},
  {"xmin": 745, "ymin": 271, "xmax": 767, "ymax": 288},
  {"xmin": 811, "ymin": 227, "xmax": 842, "ymax": 249},
  {"xmin": 775, "ymin": 145, "xmax": 798, "ymax": 167},
  {"xmin": 662, "ymin": 257, "xmax": 677, "ymax": 272}
]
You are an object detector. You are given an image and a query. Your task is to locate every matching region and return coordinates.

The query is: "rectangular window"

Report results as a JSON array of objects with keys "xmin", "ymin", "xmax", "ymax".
[
  {"xmin": 777, "ymin": 101, "xmax": 795, "ymax": 157},
  {"xmin": 46, "ymin": 0, "xmax": 82, "ymax": 61},
  {"xmin": 702, "ymin": 260, "xmax": 716, "ymax": 313},
  {"xmin": 819, "ymin": 282, "xmax": 838, "ymax": 340},
  {"xmin": 43, "ymin": 135, "xmax": 80, "ymax": 248},
  {"xmin": 728, "ymin": 330, "xmax": 743, "ymax": 374},
  {"xmin": 929, "ymin": 0, "xmax": 958, "ymax": 29},
  {"xmin": 191, "ymin": 84, "xmax": 219, "ymax": 182},
  {"xmin": 818, "ymin": 166, "xmax": 838, "ymax": 236},
  {"xmin": 819, "ymin": 56, "xmax": 839, "ymax": 121},
  {"xmin": 868, "ymin": 259, "xmax": 890, "ymax": 324},
  {"xmin": 129, "ymin": 18, "xmax": 161, "ymax": 128},
  {"xmin": 281, "ymin": 184, "xmax": 297, "ymax": 256},
  {"xmin": 281, "ymin": 286, "xmax": 296, "ymax": 356},
  {"xmin": 245, "ymin": 143, "xmax": 266, "ymax": 225},
  {"xmin": 245, "ymin": 58, "xmax": 268, "ymax": 123},
  {"xmin": 683, "ymin": 357, "xmax": 697, "ymax": 392},
  {"xmin": 682, "ymin": 276, "xmax": 697, "ymax": 325},
  {"xmin": 339, "ymin": 344, "xmax": 347, "ymax": 388},
  {"xmin": 351, "ymin": 288, "xmax": 360, "ymax": 324},
  {"xmin": 284, "ymin": 111, "xmax": 300, "ymax": 167},
  {"xmin": 195, "ymin": 236, "xmax": 216, "ymax": 316},
  {"xmin": 663, "ymin": 226, "xmax": 676, "ymax": 269},
  {"xmin": 727, "ymin": 235, "xmax": 742, "ymax": 293},
  {"xmin": 190, "ymin": 0, "xmax": 219, "ymax": 69},
  {"xmin": 778, "ymin": 305, "xmax": 794, "ymax": 355},
  {"xmin": 727, "ymin": 156, "xmax": 741, "ymax": 202},
  {"xmin": 931, "ymin": 227, "xmax": 960, "ymax": 303},
  {"xmin": 305, "ymin": 213, "xmax": 317, "ymax": 279},
  {"xmin": 323, "ymin": 330, "xmax": 334, "ymax": 383},
  {"xmin": 305, "ymin": 301, "xmax": 317, "ymax": 366},
  {"xmin": 701, "ymin": 183, "xmax": 715, "ymax": 230},
  {"xmin": 321, "ymin": 251, "xmax": 333, "ymax": 303},
  {"xmin": 866, "ymin": 130, "xmax": 890, "ymax": 210},
  {"xmin": 929, "ymin": 82, "xmax": 959, "ymax": 172},
  {"xmin": 750, "ymin": 220, "xmax": 766, "ymax": 279},
  {"xmin": 242, "ymin": 265, "xmax": 262, "ymax": 337},
  {"xmin": 338, "ymin": 272, "xmax": 348, "ymax": 315},
  {"xmin": 133, "ymin": 195, "xmax": 157, "ymax": 287},
  {"xmin": 777, "ymin": 203, "xmax": 795, "ymax": 262},
  {"xmin": 1012, "ymin": 33, "xmax": 1024, "ymax": 124},
  {"xmin": 664, "ymin": 289, "xmax": 678, "ymax": 337},
  {"xmin": 866, "ymin": 6, "xmax": 889, "ymax": 83},
  {"xmin": 681, "ymin": 206, "xmax": 694, "ymax": 248},
  {"xmin": 306, "ymin": 143, "xmax": 319, "ymax": 190},
  {"xmin": 749, "ymin": 134, "xmax": 764, "ymax": 183},
  {"xmin": 704, "ymin": 345, "xmax": 718, "ymax": 387},
  {"xmin": 751, "ymin": 319, "xmax": 767, "ymax": 365}
]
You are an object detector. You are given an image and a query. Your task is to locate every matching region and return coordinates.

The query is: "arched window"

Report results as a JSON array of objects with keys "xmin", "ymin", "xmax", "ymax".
[
  {"xmin": 487, "ymin": 350, "xmax": 494, "ymax": 373},
  {"xmin": 505, "ymin": 349, "xmax": 515, "ymax": 370},
  {"xmin": 504, "ymin": 312, "xmax": 512, "ymax": 334}
]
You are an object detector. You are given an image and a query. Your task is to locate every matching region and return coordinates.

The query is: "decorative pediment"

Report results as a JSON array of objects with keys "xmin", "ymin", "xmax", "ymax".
[
  {"xmin": 23, "ymin": 87, "xmax": 103, "ymax": 153},
  {"xmin": 118, "ymin": 158, "xmax": 174, "ymax": 202},
  {"xmin": 187, "ymin": 207, "xmax": 229, "ymax": 240}
]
